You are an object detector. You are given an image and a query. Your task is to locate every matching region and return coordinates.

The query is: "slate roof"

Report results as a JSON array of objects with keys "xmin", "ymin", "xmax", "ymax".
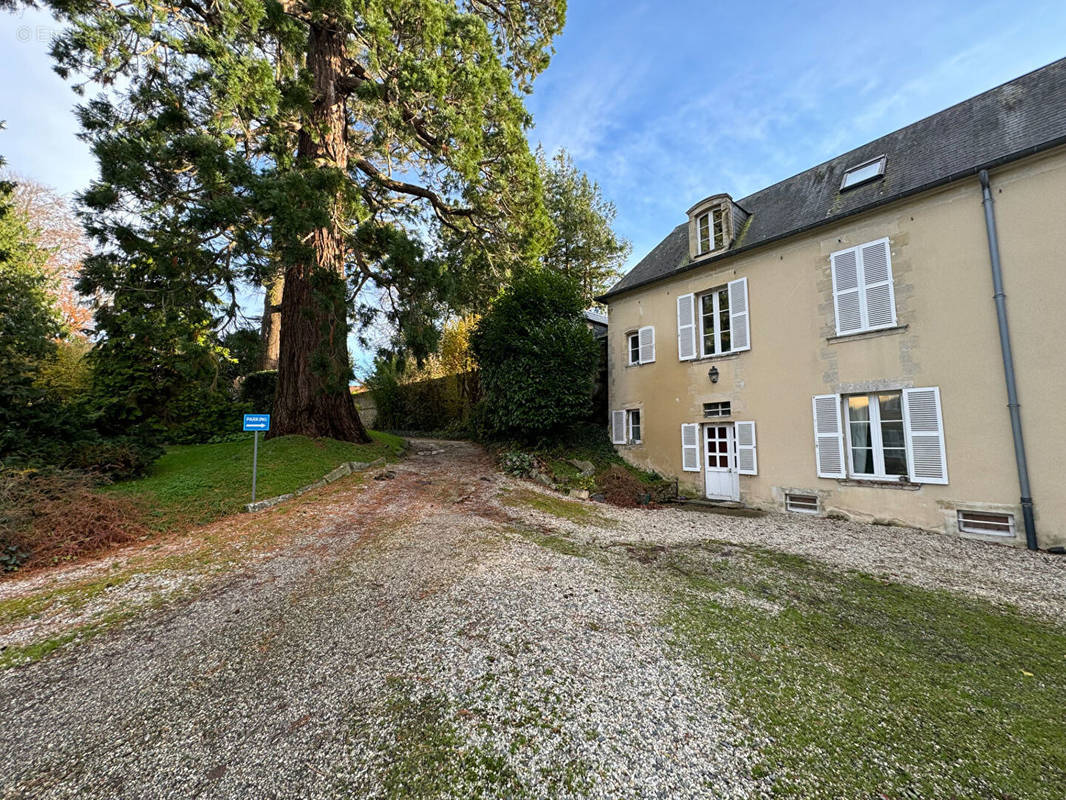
[
  {"xmin": 583, "ymin": 309, "xmax": 608, "ymax": 339},
  {"xmin": 602, "ymin": 57, "xmax": 1066, "ymax": 300}
]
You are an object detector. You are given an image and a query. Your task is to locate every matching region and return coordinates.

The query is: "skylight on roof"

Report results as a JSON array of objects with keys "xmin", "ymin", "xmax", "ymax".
[{"xmin": 840, "ymin": 155, "xmax": 886, "ymax": 190}]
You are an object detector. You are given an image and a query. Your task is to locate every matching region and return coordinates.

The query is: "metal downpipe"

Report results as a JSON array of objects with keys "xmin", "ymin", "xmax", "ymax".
[{"xmin": 978, "ymin": 169, "xmax": 1038, "ymax": 550}]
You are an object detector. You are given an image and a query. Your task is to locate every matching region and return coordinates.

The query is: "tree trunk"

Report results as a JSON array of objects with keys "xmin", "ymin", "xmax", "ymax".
[
  {"xmin": 269, "ymin": 21, "xmax": 369, "ymax": 443},
  {"xmin": 260, "ymin": 272, "xmax": 283, "ymax": 370}
]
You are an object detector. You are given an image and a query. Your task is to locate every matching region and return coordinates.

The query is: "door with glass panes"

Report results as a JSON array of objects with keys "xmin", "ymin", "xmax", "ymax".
[{"xmin": 704, "ymin": 423, "xmax": 739, "ymax": 501}]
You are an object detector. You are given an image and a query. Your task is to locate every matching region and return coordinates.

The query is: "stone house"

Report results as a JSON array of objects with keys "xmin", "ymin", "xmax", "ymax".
[{"xmin": 600, "ymin": 59, "xmax": 1066, "ymax": 550}]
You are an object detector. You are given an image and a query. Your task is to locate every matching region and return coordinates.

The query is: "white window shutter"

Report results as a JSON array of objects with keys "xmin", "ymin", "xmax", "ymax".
[
  {"xmin": 735, "ymin": 421, "xmax": 757, "ymax": 475},
  {"xmin": 903, "ymin": 387, "xmax": 948, "ymax": 484},
  {"xmin": 681, "ymin": 423, "xmax": 700, "ymax": 471},
  {"xmin": 859, "ymin": 238, "xmax": 896, "ymax": 329},
  {"xmin": 812, "ymin": 394, "xmax": 846, "ymax": 478},
  {"xmin": 611, "ymin": 410, "xmax": 626, "ymax": 445},
  {"xmin": 677, "ymin": 294, "xmax": 697, "ymax": 361},
  {"xmin": 727, "ymin": 277, "xmax": 750, "ymax": 352},
  {"xmin": 638, "ymin": 325, "xmax": 655, "ymax": 363},
  {"xmin": 831, "ymin": 249, "xmax": 863, "ymax": 335}
]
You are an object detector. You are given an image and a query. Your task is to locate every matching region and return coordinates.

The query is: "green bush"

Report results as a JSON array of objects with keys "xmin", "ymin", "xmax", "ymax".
[
  {"xmin": 240, "ymin": 370, "xmax": 277, "ymax": 413},
  {"xmin": 470, "ymin": 271, "xmax": 599, "ymax": 440},
  {"xmin": 500, "ymin": 450, "xmax": 536, "ymax": 477},
  {"xmin": 70, "ymin": 436, "xmax": 163, "ymax": 481},
  {"xmin": 165, "ymin": 388, "xmax": 247, "ymax": 445},
  {"xmin": 365, "ymin": 359, "xmax": 478, "ymax": 433}
]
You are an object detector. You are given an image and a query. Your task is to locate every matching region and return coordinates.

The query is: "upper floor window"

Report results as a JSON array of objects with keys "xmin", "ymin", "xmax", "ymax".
[
  {"xmin": 697, "ymin": 206, "xmax": 727, "ymax": 255},
  {"xmin": 627, "ymin": 332, "xmax": 640, "ymax": 365},
  {"xmin": 687, "ymin": 194, "xmax": 735, "ymax": 260},
  {"xmin": 840, "ymin": 155, "xmax": 886, "ymax": 190},
  {"xmin": 677, "ymin": 278, "xmax": 749, "ymax": 360},
  {"xmin": 700, "ymin": 286, "xmax": 731, "ymax": 356},
  {"xmin": 830, "ymin": 237, "xmax": 897, "ymax": 336}
]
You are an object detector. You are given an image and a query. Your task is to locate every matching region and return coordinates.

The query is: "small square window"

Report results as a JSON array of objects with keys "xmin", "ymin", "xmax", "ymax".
[
  {"xmin": 840, "ymin": 155, "xmax": 886, "ymax": 190},
  {"xmin": 957, "ymin": 510, "xmax": 1014, "ymax": 537},
  {"xmin": 703, "ymin": 401, "xmax": 732, "ymax": 417}
]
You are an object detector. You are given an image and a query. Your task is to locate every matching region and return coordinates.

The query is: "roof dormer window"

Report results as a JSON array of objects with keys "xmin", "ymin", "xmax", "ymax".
[
  {"xmin": 687, "ymin": 194, "xmax": 734, "ymax": 260},
  {"xmin": 697, "ymin": 206, "xmax": 727, "ymax": 255},
  {"xmin": 840, "ymin": 155, "xmax": 886, "ymax": 190}
]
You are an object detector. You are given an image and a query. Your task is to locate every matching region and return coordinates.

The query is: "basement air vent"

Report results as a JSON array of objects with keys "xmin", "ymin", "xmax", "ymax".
[
  {"xmin": 703, "ymin": 401, "xmax": 732, "ymax": 418},
  {"xmin": 785, "ymin": 492, "xmax": 819, "ymax": 514},
  {"xmin": 957, "ymin": 510, "xmax": 1014, "ymax": 537}
]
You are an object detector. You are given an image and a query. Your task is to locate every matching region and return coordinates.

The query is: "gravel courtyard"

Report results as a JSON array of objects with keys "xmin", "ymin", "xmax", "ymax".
[{"xmin": 2, "ymin": 439, "xmax": 1063, "ymax": 799}]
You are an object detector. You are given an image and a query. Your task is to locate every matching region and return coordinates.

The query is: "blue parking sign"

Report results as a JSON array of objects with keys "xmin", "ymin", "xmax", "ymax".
[{"xmin": 243, "ymin": 414, "xmax": 270, "ymax": 432}]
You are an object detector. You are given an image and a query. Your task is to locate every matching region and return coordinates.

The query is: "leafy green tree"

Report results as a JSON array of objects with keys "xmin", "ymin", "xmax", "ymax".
[
  {"xmin": 538, "ymin": 147, "xmax": 631, "ymax": 306},
  {"xmin": 29, "ymin": 0, "xmax": 564, "ymax": 442},
  {"xmin": 470, "ymin": 270, "xmax": 598, "ymax": 439}
]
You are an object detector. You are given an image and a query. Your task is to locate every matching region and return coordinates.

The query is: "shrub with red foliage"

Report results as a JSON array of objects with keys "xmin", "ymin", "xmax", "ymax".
[{"xmin": 0, "ymin": 469, "xmax": 147, "ymax": 573}]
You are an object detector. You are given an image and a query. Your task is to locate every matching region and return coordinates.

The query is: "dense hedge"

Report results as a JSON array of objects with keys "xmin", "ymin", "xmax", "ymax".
[
  {"xmin": 368, "ymin": 369, "xmax": 479, "ymax": 432},
  {"xmin": 470, "ymin": 271, "xmax": 599, "ymax": 440}
]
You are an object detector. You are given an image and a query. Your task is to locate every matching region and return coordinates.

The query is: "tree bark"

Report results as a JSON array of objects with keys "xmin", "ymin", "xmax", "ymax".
[
  {"xmin": 269, "ymin": 21, "xmax": 369, "ymax": 443},
  {"xmin": 259, "ymin": 272, "xmax": 283, "ymax": 370}
]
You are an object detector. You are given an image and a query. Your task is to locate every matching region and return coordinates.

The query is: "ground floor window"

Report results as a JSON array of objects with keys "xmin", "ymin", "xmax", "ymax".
[
  {"xmin": 627, "ymin": 409, "xmax": 641, "ymax": 444},
  {"xmin": 845, "ymin": 391, "xmax": 906, "ymax": 478}
]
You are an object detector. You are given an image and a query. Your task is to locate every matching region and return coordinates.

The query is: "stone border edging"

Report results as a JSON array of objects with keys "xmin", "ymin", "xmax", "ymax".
[{"xmin": 244, "ymin": 457, "xmax": 388, "ymax": 513}]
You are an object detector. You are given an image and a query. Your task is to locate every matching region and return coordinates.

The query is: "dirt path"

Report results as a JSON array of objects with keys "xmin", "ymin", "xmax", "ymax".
[{"xmin": 0, "ymin": 440, "xmax": 762, "ymax": 800}]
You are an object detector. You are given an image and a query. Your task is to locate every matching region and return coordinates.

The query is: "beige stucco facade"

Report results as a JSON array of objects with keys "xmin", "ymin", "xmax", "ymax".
[{"xmin": 607, "ymin": 147, "xmax": 1066, "ymax": 549}]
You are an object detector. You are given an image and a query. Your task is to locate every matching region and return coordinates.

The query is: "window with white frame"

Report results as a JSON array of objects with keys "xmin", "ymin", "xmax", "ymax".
[
  {"xmin": 700, "ymin": 286, "xmax": 731, "ymax": 356},
  {"xmin": 677, "ymin": 278, "xmax": 750, "ymax": 360},
  {"xmin": 703, "ymin": 401, "xmax": 732, "ymax": 417},
  {"xmin": 840, "ymin": 155, "xmax": 886, "ymax": 190},
  {"xmin": 696, "ymin": 206, "xmax": 727, "ymax": 255},
  {"xmin": 830, "ymin": 238, "xmax": 897, "ymax": 336},
  {"xmin": 845, "ymin": 392, "xmax": 907, "ymax": 478},
  {"xmin": 611, "ymin": 408, "xmax": 642, "ymax": 445},
  {"xmin": 812, "ymin": 387, "xmax": 948, "ymax": 484},
  {"xmin": 627, "ymin": 326, "xmax": 655, "ymax": 365},
  {"xmin": 626, "ymin": 409, "xmax": 641, "ymax": 444}
]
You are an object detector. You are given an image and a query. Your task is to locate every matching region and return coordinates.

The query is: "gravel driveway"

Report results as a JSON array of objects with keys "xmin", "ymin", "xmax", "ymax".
[{"xmin": 2, "ymin": 439, "xmax": 1063, "ymax": 799}]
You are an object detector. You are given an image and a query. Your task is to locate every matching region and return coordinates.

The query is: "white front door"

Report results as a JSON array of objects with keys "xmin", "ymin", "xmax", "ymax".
[{"xmin": 704, "ymin": 423, "xmax": 740, "ymax": 501}]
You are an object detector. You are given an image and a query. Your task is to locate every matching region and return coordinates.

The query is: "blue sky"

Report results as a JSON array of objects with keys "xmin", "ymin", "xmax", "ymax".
[{"xmin": 3, "ymin": 1, "xmax": 1066, "ymax": 368}]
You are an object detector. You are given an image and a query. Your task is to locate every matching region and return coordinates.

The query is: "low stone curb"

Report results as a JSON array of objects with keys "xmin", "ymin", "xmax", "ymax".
[{"xmin": 244, "ymin": 457, "xmax": 388, "ymax": 513}]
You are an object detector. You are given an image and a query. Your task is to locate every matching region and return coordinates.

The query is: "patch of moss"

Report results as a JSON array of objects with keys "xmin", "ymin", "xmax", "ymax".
[
  {"xmin": 345, "ymin": 677, "xmax": 529, "ymax": 799},
  {"xmin": 652, "ymin": 542, "xmax": 1066, "ymax": 798},
  {"xmin": 505, "ymin": 524, "xmax": 590, "ymax": 558},
  {"xmin": 499, "ymin": 489, "xmax": 614, "ymax": 528},
  {"xmin": 0, "ymin": 610, "xmax": 133, "ymax": 670}
]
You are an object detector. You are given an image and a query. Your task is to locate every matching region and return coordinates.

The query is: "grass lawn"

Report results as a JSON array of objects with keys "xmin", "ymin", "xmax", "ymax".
[
  {"xmin": 646, "ymin": 541, "xmax": 1066, "ymax": 799},
  {"xmin": 104, "ymin": 431, "xmax": 405, "ymax": 531}
]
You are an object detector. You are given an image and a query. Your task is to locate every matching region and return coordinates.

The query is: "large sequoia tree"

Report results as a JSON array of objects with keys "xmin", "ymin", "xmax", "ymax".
[{"xmin": 24, "ymin": 0, "xmax": 563, "ymax": 440}]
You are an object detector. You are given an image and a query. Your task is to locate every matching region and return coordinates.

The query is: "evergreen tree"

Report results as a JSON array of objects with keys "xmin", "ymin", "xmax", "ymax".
[
  {"xmin": 0, "ymin": 141, "xmax": 65, "ymax": 455},
  {"xmin": 470, "ymin": 270, "xmax": 598, "ymax": 439},
  {"xmin": 30, "ymin": 0, "xmax": 564, "ymax": 441},
  {"xmin": 538, "ymin": 147, "xmax": 631, "ymax": 306}
]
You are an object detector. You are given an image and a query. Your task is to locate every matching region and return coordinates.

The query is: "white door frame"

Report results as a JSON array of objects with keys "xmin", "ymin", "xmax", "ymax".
[{"xmin": 703, "ymin": 422, "xmax": 740, "ymax": 501}]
